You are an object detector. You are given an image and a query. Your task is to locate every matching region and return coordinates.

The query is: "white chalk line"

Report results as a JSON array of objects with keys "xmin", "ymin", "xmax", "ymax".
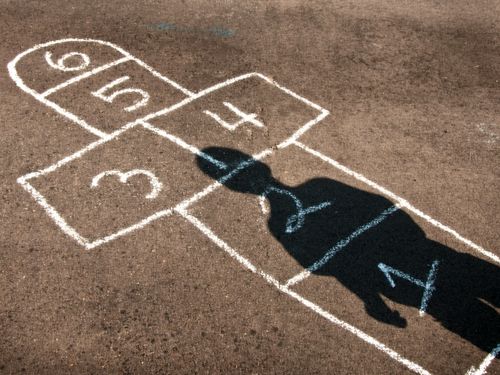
[
  {"xmin": 17, "ymin": 176, "xmax": 89, "ymax": 247},
  {"xmin": 40, "ymin": 56, "xmax": 131, "ymax": 97},
  {"xmin": 139, "ymin": 121, "xmax": 228, "ymax": 170},
  {"xmin": 85, "ymin": 208, "xmax": 173, "ymax": 249},
  {"xmin": 278, "ymin": 108, "xmax": 330, "ymax": 149},
  {"xmin": 129, "ymin": 53, "xmax": 194, "ymax": 97},
  {"xmin": 285, "ymin": 205, "xmax": 400, "ymax": 287},
  {"xmin": 258, "ymin": 195, "xmax": 270, "ymax": 215},
  {"xmin": 466, "ymin": 344, "xmax": 500, "ymax": 375},
  {"xmin": 176, "ymin": 208, "xmax": 431, "ymax": 375},
  {"xmin": 252, "ymin": 72, "xmax": 325, "ymax": 112},
  {"xmin": 292, "ymin": 141, "xmax": 499, "ymax": 265},
  {"xmin": 7, "ymin": 38, "xmax": 193, "ymax": 139},
  {"xmin": 137, "ymin": 72, "xmax": 258, "ymax": 123}
]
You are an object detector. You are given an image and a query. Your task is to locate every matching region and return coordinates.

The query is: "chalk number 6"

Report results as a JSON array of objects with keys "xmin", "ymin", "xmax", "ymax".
[{"xmin": 45, "ymin": 51, "xmax": 91, "ymax": 72}]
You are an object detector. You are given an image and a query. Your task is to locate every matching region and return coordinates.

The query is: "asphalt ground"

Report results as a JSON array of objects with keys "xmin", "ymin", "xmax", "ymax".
[{"xmin": 1, "ymin": 1, "xmax": 499, "ymax": 374}]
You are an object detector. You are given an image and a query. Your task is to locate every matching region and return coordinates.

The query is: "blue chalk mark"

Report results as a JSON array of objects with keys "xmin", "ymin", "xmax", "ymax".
[
  {"xmin": 209, "ymin": 26, "xmax": 235, "ymax": 37},
  {"xmin": 197, "ymin": 151, "xmax": 228, "ymax": 170},
  {"xmin": 153, "ymin": 22, "xmax": 176, "ymax": 31},
  {"xmin": 378, "ymin": 260, "xmax": 440, "ymax": 316},
  {"xmin": 148, "ymin": 22, "xmax": 234, "ymax": 37},
  {"xmin": 420, "ymin": 261, "xmax": 439, "ymax": 316},
  {"xmin": 286, "ymin": 202, "xmax": 332, "ymax": 233},
  {"xmin": 263, "ymin": 186, "xmax": 332, "ymax": 233}
]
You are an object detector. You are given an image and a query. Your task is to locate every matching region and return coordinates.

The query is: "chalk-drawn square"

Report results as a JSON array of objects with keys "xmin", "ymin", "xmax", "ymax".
[
  {"xmin": 44, "ymin": 60, "xmax": 189, "ymax": 133},
  {"xmin": 187, "ymin": 145, "xmax": 395, "ymax": 283},
  {"xmin": 145, "ymin": 73, "xmax": 329, "ymax": 166},
  {"xmin": 18, "ymin": 125, "xmax": 215, "ymax": 248}
]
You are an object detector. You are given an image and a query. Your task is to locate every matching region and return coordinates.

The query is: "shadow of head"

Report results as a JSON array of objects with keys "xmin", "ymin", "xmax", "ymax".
[{"xmin": 197, "ymin": 147, "xmax": 273, "ymax": 195}]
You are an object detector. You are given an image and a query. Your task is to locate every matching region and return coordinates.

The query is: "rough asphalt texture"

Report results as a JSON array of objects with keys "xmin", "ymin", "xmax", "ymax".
[{"xmin": 1, "ymin": 1, "xmax": 499, "ymax": 374}]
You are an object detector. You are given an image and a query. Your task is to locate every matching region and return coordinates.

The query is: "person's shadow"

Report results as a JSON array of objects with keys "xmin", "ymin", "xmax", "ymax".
[{"xmin": 196, "ymin": 146, "xmax": 499, "ymax": 354}]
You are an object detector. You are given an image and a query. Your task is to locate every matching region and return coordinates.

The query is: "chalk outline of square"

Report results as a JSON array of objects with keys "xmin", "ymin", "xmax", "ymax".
[
  {"xmin": 136, "ymin": 72, "xmax": 330, "ymax": 169},
  {"xmin": 16, "ymin": 72, "xmax": 329, "ymax": 249}
]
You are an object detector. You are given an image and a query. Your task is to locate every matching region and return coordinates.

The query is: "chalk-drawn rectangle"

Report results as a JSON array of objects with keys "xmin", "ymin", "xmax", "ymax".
[
  {"xmin": 145, "ymin": 73, "xmax": 327, "ymax": 164},
  {"xmin": 18, "ymin": 125, "xmax": 215, "ymax": 248},
  {"xmin": 10, "ymin": 40, "xmax": 128, "ymax": 94},
  {"xmin": 44, "ymin": 60, "xmax": 188, "ymax": 133}
]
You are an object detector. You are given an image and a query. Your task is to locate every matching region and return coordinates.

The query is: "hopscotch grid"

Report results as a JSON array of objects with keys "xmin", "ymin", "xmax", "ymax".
[
  {"xmin": 10, "ymin": 39, "xmax": 497, "ymax": 374},
  {"xmin": 176, "ymin": 207, "xmax": 432, "ymax": 375},
  {"xmin": 15, "ymin": 67, "xmax": 322, "ymax": 250},
  {"xmin": 17, "ymin": 124, "xmax": 495, "ymax": 373}
]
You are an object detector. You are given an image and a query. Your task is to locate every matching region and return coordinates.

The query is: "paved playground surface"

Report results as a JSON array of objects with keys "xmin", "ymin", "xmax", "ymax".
[{"xmin": 1, "ymin": 1, "xmax": 499, "ymax": 374}]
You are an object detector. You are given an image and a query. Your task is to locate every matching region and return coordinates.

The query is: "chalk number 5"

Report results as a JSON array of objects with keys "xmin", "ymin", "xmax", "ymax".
[{"xmin": 92, "ymin": 76, "xmax": 150, "ymax": 112}]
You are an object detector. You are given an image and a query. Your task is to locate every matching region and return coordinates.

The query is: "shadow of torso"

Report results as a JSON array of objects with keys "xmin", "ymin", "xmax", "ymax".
[{"xmin": 198, "ymin": 147, "xmax": 500, "ymax": 353}]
